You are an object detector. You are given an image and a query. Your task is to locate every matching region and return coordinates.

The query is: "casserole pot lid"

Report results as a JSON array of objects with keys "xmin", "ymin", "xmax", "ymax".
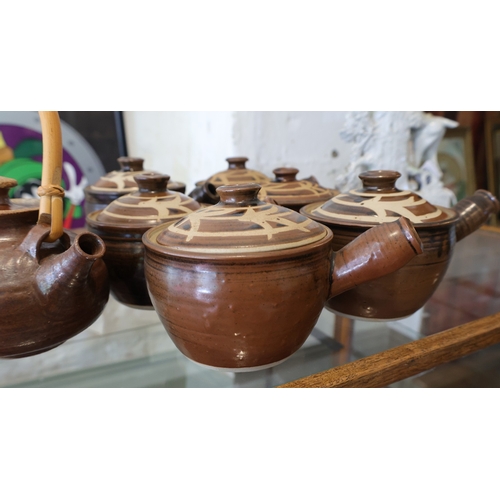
[
  {"xmin": 88, "ymin": 173, "xmax": 200, "ymax": 228},
  {"xmin": 88, "ymin": 157, "xmax": 186, "ymax": 195},
  {"xmin": 258, "ymin": 167, "xmax": 336, "ymax": 206},
  {"xmin": 88, "ymin": 157, "xmax": 146, "ymax": 193},
  {"xmin": 207, "ymin": 157, "xmax": 271, "ymax": 188},
  {"xmin": 0, "ymin": 176, "xmax": 38, "ymax": 214},
  {"xmin": 302, "ymin": 170, "xmax": 457, "ymax": 227},
  {"xmin": 148, "ymin": 183, "xmax": 329, "ymax": 255}
]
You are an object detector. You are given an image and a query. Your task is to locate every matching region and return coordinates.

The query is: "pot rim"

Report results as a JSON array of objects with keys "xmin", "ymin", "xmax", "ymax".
[
  {"xmin": 0, "ymin": 204, "xmax": 39, "ymax": 217},
  {"xmin": 142, "ymin": 220, "xmax": 334, "ymax": 263},
  {"xmin": 260, "ymin": 186, "xmax": 336, "ymax": 207},
  {"xmin": 85, "ymin": 186, "xmax": 137, "ymax": 194},
  {"xmin": 300, "ymin": 201, "xmax": 460, "ymax": 229},
  {"xmin": 86, "ymin": 209, "xmax": 154, "ymax": 236}
]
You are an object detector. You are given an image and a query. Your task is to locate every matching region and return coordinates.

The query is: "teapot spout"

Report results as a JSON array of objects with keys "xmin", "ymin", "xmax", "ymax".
[
  {"xmin": 188, "ymin": 181, "xmax": 219, "ymax": 205},
  {"xmin": 329, "ymin": 217, "xmax": 423, "ymax": 299},
  {"xmin": 37, "ymin": 231, "xmax": 107, "ymax": 296},
  {"xmin": 453, "ymin": 190, "xmax": 500, "ymax": 243},
  {"xmin": 35, "ymin": 230, "xmax": 109, "ymax": 343}
]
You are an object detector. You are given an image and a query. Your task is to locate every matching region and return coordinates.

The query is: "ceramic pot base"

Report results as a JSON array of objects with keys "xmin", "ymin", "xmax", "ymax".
[
  {"xmin": 188, "ymin": 353, "xmax": 295, "ymax": 373},
  {"xmin": 2, "ymin": 341, "xmax": 66, "ymax": 359},
  {"xmin": 329, "ymin": 309, "xmax": 414, "ymax": 323},
  {"xmin": 120, "ymin": 303, "xmax": 155, "ymax": 311}
]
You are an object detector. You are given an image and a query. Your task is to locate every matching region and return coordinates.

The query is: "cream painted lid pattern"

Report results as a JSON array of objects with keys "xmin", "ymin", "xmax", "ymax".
[
  {"xmin": 149, "ymin": 184, "xmax": 329, "ymax": 256},
  {"xmin": 258, "ymin": 167, "xmax": 336, "ymax": 207},
  {"xmin": 207, "ymin": 157, "xmax": 271, "ymax": 188},
  {"xmin": 303, "ymin": 170, "xmax": 457, "ymax": 227},
  {"xmin": 88, "ymin": 157, "xmax": 185, "ymax": 195},
  {"xmin": 89, "ymin": 157, "xmax": 146, "ymax": 193},
  {"xmin": 89, "ymin": 173, "xmax": 200, "ymax": 228}
]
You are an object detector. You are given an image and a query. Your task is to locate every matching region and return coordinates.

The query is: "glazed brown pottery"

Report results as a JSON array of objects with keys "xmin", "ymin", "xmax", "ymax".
[
  {"xmin": 0, "ymin": 167, "xmax": 109, "ymax": 357},
  {"xmin": 143, "ymin": 183, "xmax": 423, "ymax": 371},
  {"xmin": 258, "ymin": 167, "xmax": 337, "ymax": 211},
  {"xmin": 301, "ymin": 170, "xmax": 500, "ymax": 320},
  {"xmin": 189, "ymin": 157, "xmax": 271, "ymax": 205},
  {"xmin": 84, "ymin": 156, "xmax": 186, "ymax": 216},
  {"xmin": 86, "ymin": 172, "xmax": 201, "ymax": 309},
  {"xmin": 188, "ymin": 180, "xmax": 219, "ymax": 205}
]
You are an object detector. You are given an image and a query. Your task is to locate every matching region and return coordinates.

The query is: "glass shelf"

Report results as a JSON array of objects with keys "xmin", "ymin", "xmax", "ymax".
[{"xmin": 3, "ymin": 227, "xmax": 500, "ymax": 388}]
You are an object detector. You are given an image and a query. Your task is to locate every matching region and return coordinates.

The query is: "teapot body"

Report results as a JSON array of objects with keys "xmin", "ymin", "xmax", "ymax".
[
  {"xmin": 0, "ymin": 216, "xmax": 109, "ymax": 358},
  {"xmin": 301, "ymin": 171, "xmax": 500, "ymax": 321},
  {"xmin": 0, "ymin": 114, "xmax": 110, "ymax": 358},
  {"xmin": 323, "ymin": 221, "xmax": 456, "ymax": 320}
]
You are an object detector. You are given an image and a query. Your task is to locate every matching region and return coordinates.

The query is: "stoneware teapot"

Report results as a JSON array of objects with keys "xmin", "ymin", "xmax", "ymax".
[
  {"xmin": 142, "ymin": 183, "xmax": 423, "ymax": 371},
  {"xmin": 301, "ymin": 170, "xmax": 500, "ymax": 320},
  {"xmin": 189, "ymin": 157, "xmax": 271, "ymax": 205},
  {"xmin": 0, "ymin": 112, "xmax": 109, "ymax": 358},
  {"xmin": 86, "ymin": 172, "xmax": 200, "ymax": 309},
  {"xmin": 84, "ymin": 156, "xmax": 186, "ymax": 216},
  {"xmin": 258, "ymin": 167, "xmax": 337, "ymax": 211}
]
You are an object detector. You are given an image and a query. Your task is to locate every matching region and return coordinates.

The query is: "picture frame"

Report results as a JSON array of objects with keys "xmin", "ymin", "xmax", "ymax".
[
  {"xmin": 58, "ymin": 111, "xmax": 128, "ymax": 173},
  {"xmin": 0, "ymin": 111, "xmax": 128, "ymax": 229},
  {"xmin": 485, "ymin": 117, "xmax": 500, "ymax": 202},
  {"xmin": 437, "ymin": 125, "xmax": 476, "ymax": 201}
]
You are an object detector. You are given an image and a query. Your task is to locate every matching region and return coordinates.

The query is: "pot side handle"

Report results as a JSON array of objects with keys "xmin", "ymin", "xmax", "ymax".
[
  {"xmin": 329, "ymin": 217, "xmax": 423, "ymax": 299},
  {"xmin": 454, "ymin": 189, "xmax": 500, "ymax": 243}
]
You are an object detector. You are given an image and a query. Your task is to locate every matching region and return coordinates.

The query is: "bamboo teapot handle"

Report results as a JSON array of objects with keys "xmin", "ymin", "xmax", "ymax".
[{"xmin": 38, "ymin": 111, "xmax": 65, "ymax": 242}]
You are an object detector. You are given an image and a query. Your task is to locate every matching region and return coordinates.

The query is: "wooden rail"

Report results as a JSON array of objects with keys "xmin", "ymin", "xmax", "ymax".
[{"xmin": 279, "ymin": 311, "xmax": 500, "ymax": 388}]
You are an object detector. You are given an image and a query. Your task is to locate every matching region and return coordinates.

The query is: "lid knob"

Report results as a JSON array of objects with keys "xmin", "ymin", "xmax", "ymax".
[
  {"xmin": 273, "ymin": 167, "xmax": 299, "ymax": 183},
  {"xmin": 359, "ymin": 170, "xmax": 401, "ymax": 192},
  {"xmin": 0, "ymin": 176, "xmax": 17, "ymax": 207},
  {"xmin": 217, "ymin": 183, "xmax": 261, "ymax": 205},
  {"xmin": 134, "ymin": 172, "xmax": 170, "ymax": 193},
  {"xmin": 226, "ymin": 157, "xmax": 249, "ymax": 170},
  {"xmin": 117, "ymin": 157, "xmax": 144, "ymax": 172}
]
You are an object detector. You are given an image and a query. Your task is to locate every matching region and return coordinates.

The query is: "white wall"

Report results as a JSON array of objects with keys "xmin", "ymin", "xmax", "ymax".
[
  {"xmin": 123, "ymin": 111, "xmax": 350, "ymax": 336},
  {"xmin": 123, "ymin": 111, "xmax": 350, "ymax": 192},
  {"xmin": 123, "ymin": 111, "xmax": 235, "ymax": 193},
  {"xmin": 233, "ymin": 111, "xmax": 350, "ymax": 187}
]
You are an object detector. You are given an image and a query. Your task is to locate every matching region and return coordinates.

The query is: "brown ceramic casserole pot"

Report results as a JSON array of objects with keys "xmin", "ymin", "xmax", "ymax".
[
  {"xmin": 258, "ymin": 167, "xmax": 337, "ymax": 211},
  {"xmin": 84, "ymin": 156, "xmax": 186, "ymax": 216},
  {"xmin": 86, "ymin": 172, "xmax": 200, "ymax": 309},
  {"xmin": 301, "ymin": 170, "xmax": 500, "ymax": 320},
  {"xmin": 143, "ymin": 183, "xmax": 423, "ymax": 371},
  {"xmin": 189, "ymin": 157, "xmax": 271, "ymax": 205}
]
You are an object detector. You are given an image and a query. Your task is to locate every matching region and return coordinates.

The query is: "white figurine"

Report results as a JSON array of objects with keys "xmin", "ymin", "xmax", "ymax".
[{"xmin": 335, "ymin": 111, "xmax": 459, "ymax": 207}]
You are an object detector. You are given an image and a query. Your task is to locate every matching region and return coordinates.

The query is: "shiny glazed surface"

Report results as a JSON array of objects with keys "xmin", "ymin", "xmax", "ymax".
[
  {"xmin": 86, "ymin": 173, "xmax": 200, "ymax": 309},
  {"xmin": 302, "ymin": 184, "xmax": 500, "ymax": 320},
  {"xmin": 258, "ymin": 167, "xmax": 337, "ymax": 212},
  {"xmin": 143, "ymin": 184, "xmax": 423, "ymax": 369},
  {"xmin": 144, "ymin": 239, "xmax": 332, "ymax": 369},
  {"xmin": 324, "ymin": 223, "xmax": 456, "ymax": 320},
  {"xmin": 0, "ymin": 215, "xmax": 109, "ymax": 358},
  {"xmin": 84, "ymin": 157, "xmax": 186, "ymax": 216},
  {"xmin": 207, "ymin": 157, "xmax": 271, "ymax": 188}
]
